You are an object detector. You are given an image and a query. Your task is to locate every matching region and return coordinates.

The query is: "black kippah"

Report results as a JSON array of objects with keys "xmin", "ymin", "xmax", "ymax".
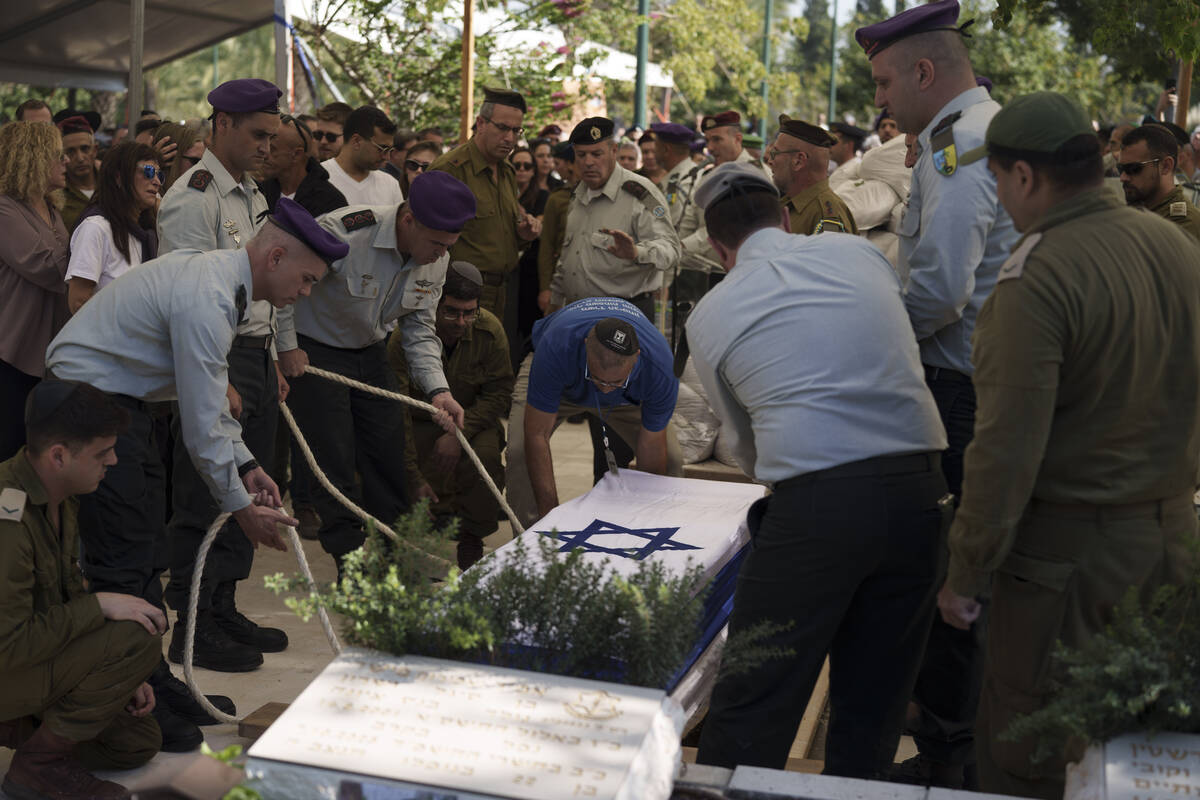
[{"xmin": 594, "ymin": 318, "xmax": 639, "ymax": 356}]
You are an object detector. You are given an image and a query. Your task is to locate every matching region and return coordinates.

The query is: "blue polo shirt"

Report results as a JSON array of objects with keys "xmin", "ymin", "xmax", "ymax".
[{"xmin": 528, "ymin": 297, "xmax": 679, "ymax": 432}]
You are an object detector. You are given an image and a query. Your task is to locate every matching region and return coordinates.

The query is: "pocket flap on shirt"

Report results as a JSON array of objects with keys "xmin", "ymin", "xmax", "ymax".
[
  {"xmin": 346, "ymin": 275, "xmax": 380, "ymax": 299},
  {"xmin": 998, "ymin": 551, "xmax": 1076, "ymax": 591}
]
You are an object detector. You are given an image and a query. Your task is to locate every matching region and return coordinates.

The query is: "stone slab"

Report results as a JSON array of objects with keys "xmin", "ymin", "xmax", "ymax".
[
  {"xmin": 246, "ymin": 649, "xmax": 683, "ymax": 800},
  {"xmin": 727, "ymin": 765, "xmax": 928, "ymax": 800}
]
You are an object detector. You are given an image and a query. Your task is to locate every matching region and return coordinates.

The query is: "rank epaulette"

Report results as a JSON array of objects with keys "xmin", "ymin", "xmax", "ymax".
[
  {"xmin": 997, "ymin": 232, "xmax": 1043, "ymax": 283},
  {"xmin": 813, "ymin": 219, "xmax": 846, "ymax": 234},
  {"xmin": 1170, "ymin": 201, "xmax": 1188, "ymax": 218},
  {"xmin": 342, "ymin": 210, "xmax": 378, "ymax": 232},
  {"xmin": 188, "ymin": 170, "xmax": 213, "ymax": 191},
  {"xmin": 0, "ymin": 488, "xmax": 27, "ymax": 523},
  {"xmin": 621, "ymin": 180, "xmax": 650, "ymax": 201}
]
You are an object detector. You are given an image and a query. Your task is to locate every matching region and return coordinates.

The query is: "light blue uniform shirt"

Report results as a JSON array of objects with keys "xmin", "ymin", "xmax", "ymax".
[
  {"xmin": 275, "ymin": 204, "xmax": 450, "ymax": 395},
  {"xmin": 157, "ymin": 148, "xmax": 276, "ymax": 351},
  {"xmin": 46, "ymin": 249, "xmax": 256, "ymax": 512},
  {"xmin": 900, "ymin": 86, "xmax": 1020, "ymax": 375},
  {"xmin": 686, "ymin": 228, "xmax": 947, "ymax": 483}
]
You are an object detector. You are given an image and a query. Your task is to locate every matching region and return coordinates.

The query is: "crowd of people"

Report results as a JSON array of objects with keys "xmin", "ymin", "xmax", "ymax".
[{"xmin": 2, "ymin": 0, "xmax": 1200, "ymax": 797}]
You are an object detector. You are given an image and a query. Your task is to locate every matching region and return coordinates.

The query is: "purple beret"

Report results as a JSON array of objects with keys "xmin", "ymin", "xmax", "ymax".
[
  {"xmin": 649, "ymin": 122, "xmax": 695, "ymax": 144},
  {"xmin": 408, "ymin": 171, "xmax": 476, "ymax": 232},
  {"xmin": 855, "ymin": 0, "xmax": 971, "ymax": 60},
  {"xmin": 269, "ymin": 197, "xmax": 349, "ymax": 265},
  {"xmin": 207, "ymin": 78, "xmax": 281, "ymax": 114},
  {"xmin": 976, "ymin": 75, "xmax": 993, "ymax": 94}
]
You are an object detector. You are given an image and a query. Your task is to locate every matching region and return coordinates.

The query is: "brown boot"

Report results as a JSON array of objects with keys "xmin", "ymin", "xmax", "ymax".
[
  {"xmin": 0, "ymin": 716, "xmax": 37, "ymax": 749},
  {"xmin": 2, "ymin": 725, "xmax": 128, "ymax": 800}
]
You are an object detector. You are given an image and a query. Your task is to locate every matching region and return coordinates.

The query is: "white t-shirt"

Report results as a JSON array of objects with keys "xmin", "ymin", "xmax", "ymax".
[
  {"xmin": 322, "ymin": 158, "xmax": 404, "ymax": 207},
  {"xmin": 66, "ymin": 215, "xmax": 143, "ymax": 290}
]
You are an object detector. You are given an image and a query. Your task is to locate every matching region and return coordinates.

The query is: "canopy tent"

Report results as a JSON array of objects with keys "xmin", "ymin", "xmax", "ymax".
[{"xmin": 0, "ymin": 0, "xmax": 275, "ymax": 92}]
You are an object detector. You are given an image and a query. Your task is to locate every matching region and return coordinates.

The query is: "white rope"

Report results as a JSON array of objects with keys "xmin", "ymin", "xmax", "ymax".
[
  {"xmin": 181, "ymin": 365, "xmax": 525, "ymax": 722},
  {"xmin": 301, "ymin": 365, "xmax": 524, "ymax": 536}
]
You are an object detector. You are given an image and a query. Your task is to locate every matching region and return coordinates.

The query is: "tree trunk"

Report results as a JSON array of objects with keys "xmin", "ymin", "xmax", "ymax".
[{"xmin": 1176, "ymin": 60, "xmax": 1193, "ymax": 130}]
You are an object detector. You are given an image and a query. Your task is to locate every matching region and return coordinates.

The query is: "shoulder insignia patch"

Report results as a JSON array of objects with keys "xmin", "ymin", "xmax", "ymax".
[
  {"xmin": 997, "ymin": 232, "xmax": 1043, "ymax": 283},
  {"xmin": 652, "ymin": 206, "xmax": 667, "ymax": 218},
  {"xmin": 1170, "ymin": 201, "xmax": 1188, "ymax": 218},
  {"xmin": 0, "ymin": 488, "xmax": 27, "ymax": 522},
  {"xmin": 188, "ymin": 170, "xmax": 213, "ymax": 191},
  {"xmin": 621, "ymin": 180, "xmax": 650, "ymax": 202},
  {"xmin": 342, "ymin": 210, "xmax": 378, "ymax": 232},
  {"xmin": 814, "ymin": 219, "xmax": 845, "ymax": 234}
]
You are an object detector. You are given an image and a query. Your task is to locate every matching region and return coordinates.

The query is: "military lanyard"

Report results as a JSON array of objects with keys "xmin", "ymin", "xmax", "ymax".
[{"xmin": 594, "ymin": 397, "xmax": 620, "ymax": 476}]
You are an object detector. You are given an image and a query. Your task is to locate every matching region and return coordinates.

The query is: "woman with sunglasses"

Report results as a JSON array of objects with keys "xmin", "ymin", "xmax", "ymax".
[
  {"xmin": 512, "ymin": 146, "xmax": 551, "ymax": 368},
  {"xmin": 65, "ymin": 143, "xmax": 163, "ymax": 313},
  {"xmin": 152, "ymin": 122, "xmax": 205, "ymax": 193},
  {"xmin": 400, "ymin": 140, "xmax": 441, "ymax": 197},
  {"xmin": 0, "ymin": 121, "xmax": 70, "ymax": 460}
]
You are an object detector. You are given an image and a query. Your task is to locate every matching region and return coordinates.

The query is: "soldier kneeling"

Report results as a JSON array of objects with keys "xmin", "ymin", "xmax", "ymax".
[{"xmin": 1, "ymin": 381, "xmax": 166, "ymax": 800}]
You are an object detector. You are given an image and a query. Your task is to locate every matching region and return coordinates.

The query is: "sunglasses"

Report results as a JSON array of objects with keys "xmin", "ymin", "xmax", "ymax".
[
  {"xmin": 1116, "ymin": 158, "xmax": 1161, "ymax": 176},
  {"xmin": 139, "ymin": 164, "xmax": 164, "ymax": 183},
  {"xmin": 311, "ymin": 130, "xmax": 342, "ymax": 142},
  {"xmin": 369, "ymin": 140, "xmax": 395, "ymax": 155},
  {"xmin": 405, "ymin": 159, "xmax": 431, "ymax": 172},
  {"xmin": 513, "ymin": 161, "xmax": 535, "ymax": 171}
]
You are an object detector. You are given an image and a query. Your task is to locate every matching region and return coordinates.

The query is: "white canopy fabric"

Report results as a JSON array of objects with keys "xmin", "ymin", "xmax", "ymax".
[{"xmin": 0, "ymin": 0, "xmax": 273, "ymax": 91}]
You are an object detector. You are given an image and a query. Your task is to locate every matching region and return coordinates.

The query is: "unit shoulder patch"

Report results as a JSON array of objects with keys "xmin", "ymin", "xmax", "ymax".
[
  {"xmin": 342, "ymin": 210, "xmax": 378, "ymax": 232},
  {"xmin": 997, "ymin": 232, "xmax": 1043, "ymax": 282},
  {"xmin": 621, "ymin": 180, "xmax": 650, "ymax": 202},
  {"xmin": 1170, "ymin": 201, "xmax": 1188, "ymax": 219},
  {"xmin": 188, "ymin": 170, "xmax": 213, "ymax": 191},
  {"xmin": 0, "ymin": 488, "xmax": 27, "ymax": 523}
]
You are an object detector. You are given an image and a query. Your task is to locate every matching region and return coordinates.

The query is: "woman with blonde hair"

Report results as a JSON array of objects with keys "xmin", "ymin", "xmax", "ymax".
[
  {"xmin": 0, "ymin": 121, "xmax": 70, "ymax": 459},
  {"xmin": 153, "ymin": 122, "xmax": 205, "ymax": 193}
]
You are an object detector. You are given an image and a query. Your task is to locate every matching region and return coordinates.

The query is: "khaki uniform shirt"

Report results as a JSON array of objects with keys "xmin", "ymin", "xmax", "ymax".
[
  {"xmin": 430, "ymin": 139, "xmax": 523, "ymax": 277},
  {"xmin": 389, "ymin": 308, "xmax": 514, "ymax": 483},
  {"xmin": 538, "ymin": 186, "xmax": 573, "ymax": 293},
  {"xmin": 948, "ymin": 189, "xmax": 1200, "ymax": 596},
  {"xmin": 0, "ymin": 451, "xmax": 104, "ymax": 690},
  {"xmin": 1149, "ymin": 184, "xmax": 1200, "ymax": 243},
  {"xmin": 662, "ymin": 158, "xmax": 703, "ymax": 231},
  {"xmin": 781, "ymin": 179, "xmax": 858, "ymax": 236},
  {"xmin": 157, "ymin": 149, "xmax": 274, "ymax": 345},
  {"xmin": 549, "ymin": 165, "xmax": 681, "ymax": 305},
  {"xmin": 679, "ymin": 149, "xmax": 769, "ymax": 274},
  {"xmin": 61, "ymin": 183, "xmax": 94, "ymax": 233}
]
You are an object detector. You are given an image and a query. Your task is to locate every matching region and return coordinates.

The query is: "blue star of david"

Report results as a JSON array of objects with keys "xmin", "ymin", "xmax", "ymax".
[{"xmin": 538, "ymin": 518, "xmax": 702, "ymax": 561}]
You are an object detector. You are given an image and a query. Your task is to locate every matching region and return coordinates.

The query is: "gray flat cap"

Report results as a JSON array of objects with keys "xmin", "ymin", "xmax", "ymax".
[{"xmin": 693, "ymin": 162, "xmax": 779, "ymax": 211}]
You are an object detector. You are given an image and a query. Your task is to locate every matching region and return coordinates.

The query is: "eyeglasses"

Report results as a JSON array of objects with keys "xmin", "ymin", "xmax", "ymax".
[
  {"xmin": 766, "ymin": 147, "xmax": 804, "ymax": 162},
  {"xmin": 585, "ymin": 362, "xmax": 631, "ymax": 390},
  {"xmin": 513, "ymin": 161, "xmax": 535, "ymax": 171},
  {"xmin": 369, "ymin": 140, "xmax": 395, "ymax": 155},
  {"xmin": 1116, "ymin": 158, "xmax": 1161, "ymax": 176},
  {"xmin": 311, "ymin": 130, "xmax": 342, "ymax": 142},
  {"xmin": 439, "ymin": 307, "xmax": 478, "ymax": 322},
  {"xmin": 405, "ymin": 159, "xmax": 431, "ymax": 172},
  {"xmin": 281, "ymin": 113, "xmax": 310, "ymax": 153},
  {"xmin": 139, "ymin": 164, "xmax": 164, "ymax": 183},
  {"xmin": 482, "ymin": 116, "xmax": 525, "ymax": 137}
]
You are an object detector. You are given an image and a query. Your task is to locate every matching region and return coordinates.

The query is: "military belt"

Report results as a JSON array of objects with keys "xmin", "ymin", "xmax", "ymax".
[
  {"xmin": 923, "ymin": 365, "xmax": 972, "ymax": 385},
  {"xmin": 775, "ymin": 451, "xmax": 941, "ymax": 490},
  {"xmin": 232, "ymin": 334, "xmax": 274, "ymax": 350}
]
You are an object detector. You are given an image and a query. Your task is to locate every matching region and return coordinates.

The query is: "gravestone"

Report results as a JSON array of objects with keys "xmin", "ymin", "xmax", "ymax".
[
  {"xmin": 246, "ymin": 649, "xmax": 684, "ymax": 800},
  {"xmin": 1067, "ymin": 732, "xmax": 1200, "ymax": 800}
]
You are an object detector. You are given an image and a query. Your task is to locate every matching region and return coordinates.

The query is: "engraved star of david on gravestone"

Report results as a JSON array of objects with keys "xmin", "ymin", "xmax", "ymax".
[{"xmin": 538, "ymin": 518, "xmax": 702, "ymax": 561}]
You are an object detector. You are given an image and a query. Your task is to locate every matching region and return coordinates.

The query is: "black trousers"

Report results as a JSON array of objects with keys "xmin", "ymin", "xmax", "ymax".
[
  {"xmin": 697, "ymin": 452, "xmax": 948, "ymax": 779},
  {"xmin": 164, "ymin": 344, "xmax": 277, "ymax": 613},
  {"xmin": 286, "ymin": 335, "xmax": 409, "ymax": 557},
  {"xmin": 911, "ymin": 369, "xmax": 989, "ymax": 769},
  {"xmin": 0, "ymin": 359, "xmax": 39, "ymax": 462},
  {"xmin": 76, "ymin": 397, "xmax": 169, "ymax": 610}
]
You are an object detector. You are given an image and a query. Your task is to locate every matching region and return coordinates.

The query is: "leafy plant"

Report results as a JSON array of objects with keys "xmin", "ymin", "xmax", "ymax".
[
  {"xmin": 268, "ymin": 506, "xmax": 722, "ymax": 687},
  {"xmin": 201, "ymin": 743, "xmax": 263, "ymax": 800},
  {"xmin": 1004, "ymin": 570, "xmax": 1200, "ymax": 764}
]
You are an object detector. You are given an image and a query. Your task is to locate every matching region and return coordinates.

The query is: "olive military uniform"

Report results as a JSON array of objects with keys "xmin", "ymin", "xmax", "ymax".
[
  {"xmin": 430, "ymin": 140, "xmax": 524, "ymax": 318},
  {"xmin": 781, "ymin": 179, "xmax": 858, "ymax": 236},
  {"xmin": 61, "ymin": 184, "xmax": 94, "ymax": 233},
  {"xmin": 538, "ymin": 186, "xmax": 573, "ymax": 295},
  {"xmin": 0, "ymin": 451, "xmax": 161, "ymax": 769},
  {"xmin": 1149, "ymin": 184, "xmax": 1200, "ymax": 242},
  {"xmin": 388, "ymin": 308, "xmax": 514, "ymax": 569},
  {"xmin": 949, "ymin": 189, "xmax": 1200, "ymax": 800}
]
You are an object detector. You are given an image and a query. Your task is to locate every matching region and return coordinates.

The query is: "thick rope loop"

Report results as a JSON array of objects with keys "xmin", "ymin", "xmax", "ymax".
[{"xmin": 182, "ymin": 365, "xmax": 524, "ymax": 723}]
